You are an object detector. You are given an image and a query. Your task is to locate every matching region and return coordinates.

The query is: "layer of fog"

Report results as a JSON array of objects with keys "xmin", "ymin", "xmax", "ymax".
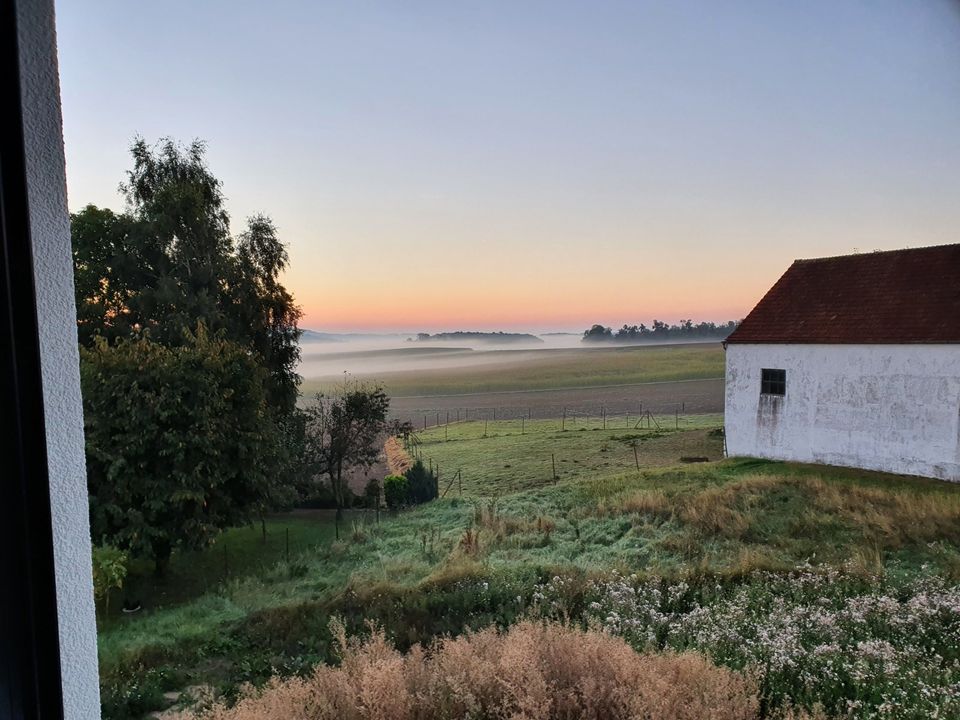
[
  {"xmin": 297, "ymin": 332, "xmax": 711, "ymax": 380},
  {"xmin": 298, "ymin": 334, "xmax": 583, "ymax": 379}
]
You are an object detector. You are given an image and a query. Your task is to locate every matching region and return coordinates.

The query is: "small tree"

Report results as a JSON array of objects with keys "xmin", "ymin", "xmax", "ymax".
[
  {"xmin": 91, "ymin": 544, "xmax": 129, "ymax": 618},
  {"xmin": 302, "ymin": 380, "xmax": 391, "ymax": 538}
]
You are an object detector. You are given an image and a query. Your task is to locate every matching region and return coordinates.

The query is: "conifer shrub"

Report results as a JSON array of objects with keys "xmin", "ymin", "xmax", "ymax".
[{"xmin": 404, "ymin": 460, "xmax": 438, "ymax": 505}]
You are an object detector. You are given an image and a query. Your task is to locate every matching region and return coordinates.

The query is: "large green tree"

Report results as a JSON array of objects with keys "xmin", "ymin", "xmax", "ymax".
[
  {"xmin": 81, "ymin": 327, "xmax": 287, "ymax": 573},
  {"xmin": 73, "ymin": 138, "xmax": 307, "ymax": 568},
  {"xmin": 71, "ymin": 137, "xmax": 302, "ymax": 411}
]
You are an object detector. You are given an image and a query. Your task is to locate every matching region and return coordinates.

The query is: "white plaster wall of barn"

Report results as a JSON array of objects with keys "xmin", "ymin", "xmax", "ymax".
[{"xmin": 725, "ymin": 344, "xmax": 960, "ymax": 482}]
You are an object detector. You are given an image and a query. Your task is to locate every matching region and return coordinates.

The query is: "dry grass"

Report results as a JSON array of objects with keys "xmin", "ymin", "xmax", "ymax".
[
  {"xmin": 678, "ymin": 475, "xmax": 782, "ymax": 538},
  {"xmin": 596, "ymin": 489, "xmax": 669, "ymax": 518},
  {"xmin": 804, "ymin": 476, "xmax": 960, "ymax": 546},
  {"xmin": 384, "ymin": 436, "xmax": 413, "ymax": 476},
  {"xmin": 176, "ymin": 620, "xmax": 759, "ymax": 720},
  {"xmin": 597, "ymin": 471, "xmax": 960, "ymax": 552}
]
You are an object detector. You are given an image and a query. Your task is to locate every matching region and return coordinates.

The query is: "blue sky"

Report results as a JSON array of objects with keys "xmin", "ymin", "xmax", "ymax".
[{"xmin": 56, "ymin": 1, "xmax": 960, "ymax": 330}]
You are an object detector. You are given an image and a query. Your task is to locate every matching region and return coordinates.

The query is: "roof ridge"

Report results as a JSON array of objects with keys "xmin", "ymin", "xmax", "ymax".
[{"xmin": 793, "ymin": 242, "xmax": 960, "ymax": 265}]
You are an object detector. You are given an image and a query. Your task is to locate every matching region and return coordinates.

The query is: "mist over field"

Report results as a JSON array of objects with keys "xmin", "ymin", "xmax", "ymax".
[
  {"xmin": 296, "ymin": 332, "xmax": 722, "ymax": 383},
  {"xmin": 297, "ymin": 332, "xmax": 585, "ymax": 380}
]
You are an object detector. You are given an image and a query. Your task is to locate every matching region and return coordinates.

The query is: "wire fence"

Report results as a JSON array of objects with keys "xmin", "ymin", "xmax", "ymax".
[
  {"xmin": 398, "ymin": 403, "xmax": 726, "ymax": 500},
  {"xmin": 397, "ymin": 400, "xmax": 711, "ymax": 434}
]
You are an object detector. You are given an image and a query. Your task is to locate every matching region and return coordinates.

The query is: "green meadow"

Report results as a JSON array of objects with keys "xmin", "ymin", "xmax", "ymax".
[{"xmin": 98, "ymin": 416, "xmax": 960, "ymax": 719}]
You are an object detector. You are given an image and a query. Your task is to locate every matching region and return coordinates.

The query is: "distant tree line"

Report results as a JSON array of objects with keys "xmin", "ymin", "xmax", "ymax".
[
  {"xmin": 412, "ymin": 331, "xmax": 542, "ymax": 343},
  {"xmin": 582, "ymin": 319, "xmax": 738, "ymax": 343}
]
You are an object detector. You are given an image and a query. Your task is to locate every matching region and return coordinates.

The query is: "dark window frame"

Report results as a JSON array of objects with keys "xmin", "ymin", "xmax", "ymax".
[
  {"xmin": 760, "ymin": 368, "xmax": 786, "ymax": 396},
  {"xmin": 1, "ymin": 0, "xmax": 67, "ymax": 715}
]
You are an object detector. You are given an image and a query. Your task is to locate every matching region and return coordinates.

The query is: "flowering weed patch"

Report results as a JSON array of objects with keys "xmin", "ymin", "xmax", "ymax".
[{"xmin": 533, "ymin": 567, "xmax": 960, "ymax": 719}]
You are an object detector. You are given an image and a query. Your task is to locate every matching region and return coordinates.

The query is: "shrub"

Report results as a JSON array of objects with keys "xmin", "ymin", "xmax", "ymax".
[
  {"xmin": 383, "ymin": 475, "xmax": 408, "ymax": 509},
  {"xmin": 404, "ymin": 460, "xmax": 438, "ymax": 505},
  {"xmin": 173, "ymin": 620, "xmax": 759, "ymax": 719},
  {"xmin": 91, "ymin": 544, "xmax": 129, "ymax": 616}
]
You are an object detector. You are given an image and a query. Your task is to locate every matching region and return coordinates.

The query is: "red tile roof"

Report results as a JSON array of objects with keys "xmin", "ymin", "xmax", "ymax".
[{"xmin": 725, "ymin": 244, "xmax": 960, "ymax": 344}]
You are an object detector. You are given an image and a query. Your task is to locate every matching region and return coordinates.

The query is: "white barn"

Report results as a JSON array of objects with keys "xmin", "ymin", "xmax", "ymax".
[{"xmin": 724, "ymin": 244, "xmax": 960, "ymax": 482}]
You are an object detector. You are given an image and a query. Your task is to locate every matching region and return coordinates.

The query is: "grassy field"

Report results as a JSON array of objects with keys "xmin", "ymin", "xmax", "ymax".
[
  {"xmin": 300, "ymin": 342, "xmax": 724, "ymax": 398},
  {"xmin": 97, "ymin": 419, "xmax": 960, "ymax": 719},
  {"xmin": 416, "ymin": 414, "xmax": 725, "ymax": 496}
]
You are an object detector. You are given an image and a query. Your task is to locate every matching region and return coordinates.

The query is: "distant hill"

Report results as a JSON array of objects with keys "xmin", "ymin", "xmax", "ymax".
[
  {"xmin": 413, "ymin": 331, "xmax": 543, "ymax": 344},
  {"xmin": 300, "ymin": 330, "xmax": 407, "ymax": 343}
]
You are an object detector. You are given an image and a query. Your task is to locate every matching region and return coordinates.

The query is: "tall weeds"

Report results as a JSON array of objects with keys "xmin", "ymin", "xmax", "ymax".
[{"xmin": 175, "ymin": 620, "xmax": 759, "ymax": 720}]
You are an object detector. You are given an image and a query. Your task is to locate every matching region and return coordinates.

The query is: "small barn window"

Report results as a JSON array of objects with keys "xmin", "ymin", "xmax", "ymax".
[{"xmin": 761, "ymin": 368, "xmax": 786, "ymax": 396}]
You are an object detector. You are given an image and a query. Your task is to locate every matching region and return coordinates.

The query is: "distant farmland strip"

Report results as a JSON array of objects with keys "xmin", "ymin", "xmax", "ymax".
[
  {"xmin": 387, "ymin": 379, "xmax": 726, "ymax": 426},
  {"xmin": 390, "ymin": 376, "xmax": 724, "ymax": 399},
  {"xmin": 300, "ymin": 343, "xmax": 724, "ymax": 398}
]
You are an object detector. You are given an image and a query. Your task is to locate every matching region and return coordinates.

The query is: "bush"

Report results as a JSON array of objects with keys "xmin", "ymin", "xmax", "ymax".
[
  {"xmin": 383, "ymin": 475, "xmax": 408, "ymax": 509},
  {"xmin": 173, "ymin": 620, "xmax": 759, "ymax": 720},
  {"xmin": 91, "ymin": 544, "xmax": 128, "ymax": 616},
  {"xmin": 404, "ymin": 460, "xmax": 438, "ymax": 505}
]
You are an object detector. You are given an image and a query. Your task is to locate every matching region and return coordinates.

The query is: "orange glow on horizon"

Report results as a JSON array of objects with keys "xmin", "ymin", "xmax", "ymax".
[{"xmin": 292, "ymin": 272, "xmax": 764, "ymax": 332}]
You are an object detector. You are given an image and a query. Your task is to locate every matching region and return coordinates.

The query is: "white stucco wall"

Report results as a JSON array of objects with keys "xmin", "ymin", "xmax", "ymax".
[
  {"xmin": 725, "ymin": 344, "xmax": 960, "ymax": 481},
  {"xmin": 18, "ymin": 0, "xmax": 102, "ymax": 715}
]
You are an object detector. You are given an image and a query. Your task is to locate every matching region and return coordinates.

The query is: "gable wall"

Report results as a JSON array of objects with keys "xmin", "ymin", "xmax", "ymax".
[{"xmin": 724, "ymin": 344, "xmax": 960, "ymax": 481}]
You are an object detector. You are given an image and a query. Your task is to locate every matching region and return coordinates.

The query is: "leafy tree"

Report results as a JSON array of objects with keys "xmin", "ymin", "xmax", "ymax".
[
  {"xmin": 81, "ymin": 326, "xmax": 285, "ymax": 573},
  {"xmin": 582, "ymin": 324, "xmax": 613, "ymax": 342},
  {"xmin": 302, "ymin": 381, "xmax": 391, "ymax": 538},
  {"xmin": 71, "ymin": 137, "xmax": 303, "ymax": 413},
  {"xmin": 73, "ymin": 138, "xmax": 306, "ymax": 559}
]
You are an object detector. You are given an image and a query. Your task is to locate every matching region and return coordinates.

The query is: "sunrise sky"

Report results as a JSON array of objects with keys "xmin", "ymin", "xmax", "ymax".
[{"xmin": 56, "ymin": 1, "xmax": 960, "ymax": 332}]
